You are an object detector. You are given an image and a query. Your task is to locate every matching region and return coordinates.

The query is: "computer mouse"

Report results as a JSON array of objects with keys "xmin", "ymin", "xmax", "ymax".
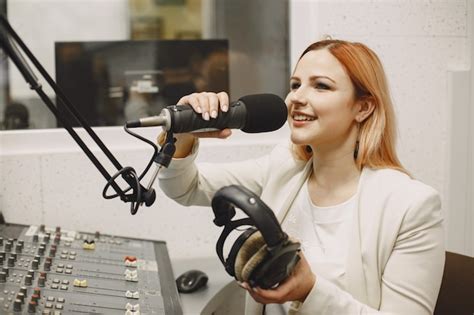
[{"xmin": 176, "ymin": 269, "xmax": 209, "ymax": 293}]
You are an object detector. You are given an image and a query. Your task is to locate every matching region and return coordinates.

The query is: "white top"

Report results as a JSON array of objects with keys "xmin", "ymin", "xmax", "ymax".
[
  {"xmin": 267, "ymin": 179, "xmax": 358, "ymax": 314},
  {"xmin": 283, "ymin": 178, "xmax": 358, "ymax": 290}
]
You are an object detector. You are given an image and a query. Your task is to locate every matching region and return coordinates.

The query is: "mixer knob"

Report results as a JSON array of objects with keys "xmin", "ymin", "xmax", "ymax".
[
  {"xmin": 32, "ymin": 234, "xmax": 39, "ymax": 242},
  {"xmin": 13, "ymin": 299, "xmax": 22, "ymax": 311},
  {"xmin": 19, "ymin": 286, "xmax": 27, "ymax": 295},
  {"xmin": 73, "ymin": 279, "xmax": 88, "ymax": 288},
  {"xmin": 15, "ymin": 243, "xmax": 23, "ymax": 253},
  {"xmin": 124, "ymin": 256, "xmax": 138, "ymax": 267},
  {"xmin": 39, "ymin": 272, "xmax": 47, "ymax": 280},
  {"xmin": 38, "ymin": 276, "xmax": 46, "ymax": 287},
  {"xmin": 34, "ymin": 255, "xmax": 41, "ymax": 264},
  {"xmin": 27, "ymin": 300, "xmax": 37, "ymax": 313},
  {"xmin": 7, "ymin": 256, "xmax": 15, "ymax": 267},
  {"xmin": 27, "ymin": 270, "xmax": 35, "ymax": 280},
  {"xmin": 82, "ymin": 239, "xmax": 96, "ymax": 250},
  {"xmin": 0, "ymin": 271, "xmax": 6, "ymax": 283},
  {"xmin": 32, "ymin": 259, "xmax": 39, "ymax": 270},
  {"xmin": 2, "ymin": 267, "xmax": 9, "ymax": 276},
  {"xmin": 31, "ymin": 293, "xmax": 39, "ymax": 303},
  {"xmin": 5, "ymin": 241, "xmax": 12, "ymax": 252},
  {"xmin": 33, "ymin": 287, "xmax": 41, "ymax": 298},
  {"xmin": 44, "ymin": 259, "xmax": 52, "ymax": 271},
  {"xmin": 25, "ymin": 274, "xmax": 33, "ymax": 286},
  {"xmin": 16, "ymin": 292, "xmax": 25, "ymax": 303},
  {"xmin": 125, "ymin": 290, "xmax": 140, "ymax": 299},
  {"xmin": 125, "ymin": 303, "xmax": 140, "ymax": 311},
  {"xmin": 49, "ymin": 247, "xmax": 57, "ymax": 257}
]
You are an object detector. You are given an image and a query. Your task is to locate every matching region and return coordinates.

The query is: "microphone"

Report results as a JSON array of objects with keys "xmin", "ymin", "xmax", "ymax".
[{"xmin": 125, "ymin": 93, "xmax": 288, "ymax": 133}]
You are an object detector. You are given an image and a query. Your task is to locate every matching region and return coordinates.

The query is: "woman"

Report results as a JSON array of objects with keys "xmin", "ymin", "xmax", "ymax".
[{"xmin": 158, "ymin": 39, "xmax": 445, "ymax": 314}]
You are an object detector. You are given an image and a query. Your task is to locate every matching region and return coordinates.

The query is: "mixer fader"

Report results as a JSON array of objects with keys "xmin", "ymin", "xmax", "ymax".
[{"xmin": 0, "ymin": 223, "xmax": 182, "ymax": 314}]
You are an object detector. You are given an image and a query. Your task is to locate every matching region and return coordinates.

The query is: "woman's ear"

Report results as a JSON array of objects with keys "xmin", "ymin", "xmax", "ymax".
[{"xmin": 355, "ymin": 97, "xmax": 375, "ymax": 123}]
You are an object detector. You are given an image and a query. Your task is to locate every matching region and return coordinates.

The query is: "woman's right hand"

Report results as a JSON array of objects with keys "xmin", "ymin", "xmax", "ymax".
[{"xmin": 171, "ymin": 92, "xmax": 233, "ymax": 158}]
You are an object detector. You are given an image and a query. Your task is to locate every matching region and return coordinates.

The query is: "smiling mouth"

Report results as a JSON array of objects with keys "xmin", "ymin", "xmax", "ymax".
[{"xmin": 292, "ymin": 114, "xmax": 317, "ymax": 121}]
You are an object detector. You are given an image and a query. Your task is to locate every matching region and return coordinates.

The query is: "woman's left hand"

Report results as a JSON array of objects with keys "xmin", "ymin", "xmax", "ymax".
[{"xmin": 239, "ymin": 252, "xmax": 316, "ymax": 304}]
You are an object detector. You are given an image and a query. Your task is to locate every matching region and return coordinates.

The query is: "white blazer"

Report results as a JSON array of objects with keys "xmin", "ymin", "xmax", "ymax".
[{"xmin": 158, "ymin": 141, "xmax": 445, "ymax": 315}]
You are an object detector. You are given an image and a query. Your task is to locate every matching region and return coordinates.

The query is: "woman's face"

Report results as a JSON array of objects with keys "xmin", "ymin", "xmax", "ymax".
[{"xmin": 286, "ymin": 49, "xmax": 360, "ymax": 150}]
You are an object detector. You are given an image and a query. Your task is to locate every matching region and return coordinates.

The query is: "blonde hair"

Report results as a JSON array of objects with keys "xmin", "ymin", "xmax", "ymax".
[{"xmin": 292, "ymin": 39, "xmax": 407, "ymax": 174}]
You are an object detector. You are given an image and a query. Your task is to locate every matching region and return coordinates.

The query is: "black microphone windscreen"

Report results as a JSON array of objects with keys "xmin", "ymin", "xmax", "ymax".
[{"xmin": 239, "ymin": 94, "xmax": 288, "ymax": 133}]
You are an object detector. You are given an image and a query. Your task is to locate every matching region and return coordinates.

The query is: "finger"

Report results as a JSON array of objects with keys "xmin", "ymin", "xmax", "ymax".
[
  {"xmin": 217, "ymin": 92, "xmax": 229, "ymax": 112},
  {"xmin": 252, "ymin": 285, "xmax": 290, "ymax": 302},
  {"xmin": 176, "ymin": 94, "xmax": 200, "ymax": 113},
  {"xmin": 207, "ymin": 93, "xmax": 220, "ymax": 119},
  {"xmin": 177, "ymin": 95, "xmax": 190, "ymax": 106},
  {"xmin": 237, "ymin": 281, "xmax": 251, "ymax": 290},
  {"xmin": 196, "ymin": 93, "xmax": 211, "ymax": 120},
  {"xmin": 247, "ymin": 289, "xmax": 278, "ymax": 305},
  {"xmin": 183, "ymin": 93, "xmax": 203, "ymax": 114},
  {"xmin": 237, "ymin": 283, "xmax": 272, "ymax": 304},
  {"xmin": 216, "ymin": 129, "xmax": 232, "ymax": 138}
]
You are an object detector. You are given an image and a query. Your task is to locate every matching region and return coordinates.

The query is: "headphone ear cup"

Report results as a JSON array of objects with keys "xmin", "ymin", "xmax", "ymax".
[
  {"xmin": 234, "ymin": 230, "xmax": 266, "ymax": 282},
  {"xmin": 249, "ymin": 238, "xmax": 301, "ymax": 289},
  {"xmin": 240, "ymin": 242, "xmax": 268, "ymax": 282}
]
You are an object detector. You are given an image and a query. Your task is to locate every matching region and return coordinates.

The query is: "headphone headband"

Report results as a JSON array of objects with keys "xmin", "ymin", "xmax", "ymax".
[{"xmin": 211, "ymin": 185, "xmax": 287, "ymax": 247}]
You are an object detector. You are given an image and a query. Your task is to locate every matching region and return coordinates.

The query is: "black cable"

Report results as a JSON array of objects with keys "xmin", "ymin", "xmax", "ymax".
[
  {"xmin": 123, "ymin": 125, "xmax": 159, "ymax": 181},
  {"xmin": 102, "ymin": 126, "xmax": 158, "ymax": 201}
]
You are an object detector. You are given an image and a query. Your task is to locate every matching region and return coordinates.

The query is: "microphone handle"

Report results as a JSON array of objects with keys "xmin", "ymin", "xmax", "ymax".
[{"xmin": 168, "ymin": 101, "xmax": 247, "ymax": 133}]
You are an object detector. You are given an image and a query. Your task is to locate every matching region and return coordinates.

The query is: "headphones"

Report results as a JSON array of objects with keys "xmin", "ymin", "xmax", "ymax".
[{"xmin": 211, "ymin": 185, "xmax": 301, "ymax": 289}]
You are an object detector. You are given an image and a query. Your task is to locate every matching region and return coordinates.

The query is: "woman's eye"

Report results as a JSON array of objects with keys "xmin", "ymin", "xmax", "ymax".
[
  {"xmin": 315, "ymin": 82, "xmax": 330, "ymax": 90},
  {"xmin": 290, "ymin": 82, "xmax": 300, "ymax": 90}
]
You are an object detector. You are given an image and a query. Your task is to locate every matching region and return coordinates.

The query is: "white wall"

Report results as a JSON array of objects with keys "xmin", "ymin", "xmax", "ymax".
[
  {"xmin": 290, "ymin": 0, "xmax": 473, "ymax": 256},
  {"xmin": 1, "ymin": 0, "xmax": 472, "ymax": 259}
]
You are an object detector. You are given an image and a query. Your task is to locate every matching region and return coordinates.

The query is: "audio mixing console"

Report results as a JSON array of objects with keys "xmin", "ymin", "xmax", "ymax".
[{"xmin": 0, "ymin": 223, "xmax": 182, "ymax": 315}]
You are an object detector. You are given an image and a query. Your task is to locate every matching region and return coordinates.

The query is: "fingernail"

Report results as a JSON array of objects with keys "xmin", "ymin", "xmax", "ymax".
[
  {"xmin": 222, "ymin": 105, "xmax": 228, "ymax": 112},
  {"xmin": 211, "ymin": 110, "xmax": 218, "ymax": 118},
  {"xmin": 203, "ymin": 112, "xmax": 210, "ymax": 121},
  {"xmin": 195, "ymin": 106, "xmax": 202, "ymax": 113}
]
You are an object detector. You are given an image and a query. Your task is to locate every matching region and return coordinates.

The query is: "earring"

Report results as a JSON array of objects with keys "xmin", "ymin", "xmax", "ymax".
[{"xmin": 353, "ymin": 140, "xmax": 360, "ymax": 160}]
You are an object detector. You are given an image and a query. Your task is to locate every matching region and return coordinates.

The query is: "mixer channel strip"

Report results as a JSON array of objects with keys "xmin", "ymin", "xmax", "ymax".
[{"xmin": 0, "ymin": 224, "xmax": 182, "ymax": 315}]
